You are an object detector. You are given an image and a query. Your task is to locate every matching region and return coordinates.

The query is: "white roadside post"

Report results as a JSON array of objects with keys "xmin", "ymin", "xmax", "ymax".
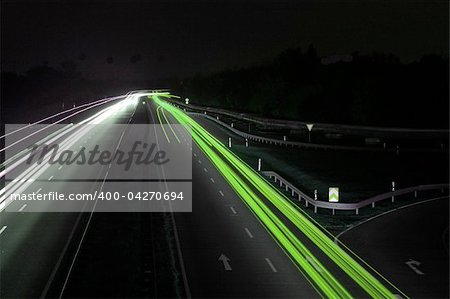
[
  {"xmin": 257, "ymin": 158, "xmax": 262, "ymax": 171},
  {"xmin": 283, "ymin": 135, "xmax": 287, "ymax": 142},
  {"xmin": 228, "ymin": 137, "xmax": 232, "ymax": 148},
  {"xmin": 306, "ymin": 124, "xmax": 314, "ymax": 143},
  {"xmin": 216, "ymin": 116, "xmax": 219, "ymax": 120},
  {"xmin": 245, "ymin": 138, "xmax": 248, "ymax": 147},
  {"xmin": 391, "ymin": 181, "xmax": 395, "ymax": 202},
  {"xmin": 314, "ymin": 189, "xmax": 318, "ymax": 200},
  {"xmin": 185, "ymin": 98, "xmax": 189, "ymax": 105},
  {"xmin": 231, "ymin": 123, "xmax": 234, "ymax": 128}
]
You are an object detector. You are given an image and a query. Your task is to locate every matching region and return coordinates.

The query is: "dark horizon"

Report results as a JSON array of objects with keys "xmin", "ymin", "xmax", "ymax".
[{"xmin": 2, "ymin": 0, "xmax": 448, "ymax": 81}]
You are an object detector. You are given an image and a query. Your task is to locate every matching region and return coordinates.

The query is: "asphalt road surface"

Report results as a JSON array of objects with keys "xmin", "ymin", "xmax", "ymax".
[
  {"xmin": 1, "ymin": 93, "xmax": 444, "ymax": 298},
  {"xmin": 0, "ymin": 95, "xmax": 319, "ymax": 298},
  {"xmin": 339, "ymin": 196, "xmax": 450, "ymax": 298}
]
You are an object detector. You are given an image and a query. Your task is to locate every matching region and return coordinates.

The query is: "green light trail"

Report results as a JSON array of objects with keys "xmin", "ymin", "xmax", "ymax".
[
  {"xmin": 156, "ymin": 106, "xmax": 171, "ymax": 143},
  {"xmin": 153, "ymin": 96, "xmax": 402, "ymax": 299},
  {"xmin": 161, "ymin": 107, "xmax": 181, "ymax": 143}
]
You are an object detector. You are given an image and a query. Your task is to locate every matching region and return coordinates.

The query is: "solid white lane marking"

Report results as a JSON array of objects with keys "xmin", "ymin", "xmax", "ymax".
[
  {"xmin": 203, "ymin": 168, "xmax": 208, "ymax": 172},
  {"xmin": 230, "ymin": 206, "xmax": 237, "ymax": 215},
  {"xmin": 219, "ymin": 191, "xmax": 224, "ymax": 197},
  {"xmin": 36, "ymin": 188, "xmax": 42, "ymax": 193},
  {"xmin": 58, "ymin": 165, "xmax": 63, "ymax": 170},
  {"xmin": 19, "ymin": 204, "xmax": 27, "ymax": 212},
  {"xmin": 265, "ymin": 258, "xmax": 277, "ymax": 272},
  {"xmin": 0, "ymin": 226, "xmax": 7, "ymax": 235},
  {"xmin": 244, "ymin": 228, "xmax": 254, "ymax": 238},
  {"xmin": 210, "ymin": 178, "xmax": 215, "ymax": 183},
  {"xmin": 48, "ymin": 176, "xmax": 54, "ymax": 181}
]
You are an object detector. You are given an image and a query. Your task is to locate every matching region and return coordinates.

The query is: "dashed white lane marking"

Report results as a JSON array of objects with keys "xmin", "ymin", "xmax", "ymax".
[
  {"xmin": 36, "ymin": 188, "xmax": 42, "ymax": 193},
  {"xmin": 58, "ymin": 165, "xmax": 63, "ymax": 170},
  {"xmin": 244, "ymin": 228, "xmax": 254, "ymax": 238},
  {"xmin": 193, "ymin": 153, "xmax": 197, "ymax": 157},
  {"xmin": 230, "ymin": 206, "xmax": 237, "ymax": 215},
  {"xmin": 265, "ymin": 258, "xmax": 278, "ymax": 272},
  {"xmin": 0, "ymin": 226, "xmax": 7, "ymax": 235},
  {"xmin": 19, "ymin": 204, "xmax": 27, "ymax": 212},
  {"xmin": 210, "ymin": 178, "xmax": 215, "ymax": 183},
  {"xmin": 203, "ymin": 168, "xmax": 208, "ymax": 172},
  {"xmin": 48, "ymin": 176, "xmax": 54, "ymax": 181},
  {"xmin": 219, "ymin": 191, "xmax": 224, "ymax": 197},
  {"xmin": 198, "ymin": 160, "xmax": 202, "ymax": 164}
]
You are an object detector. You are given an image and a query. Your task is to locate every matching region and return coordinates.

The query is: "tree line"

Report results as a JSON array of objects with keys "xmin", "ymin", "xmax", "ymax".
[{"xmin": 174, "ymin": 46, "xmax": 448, "ymax": 128}]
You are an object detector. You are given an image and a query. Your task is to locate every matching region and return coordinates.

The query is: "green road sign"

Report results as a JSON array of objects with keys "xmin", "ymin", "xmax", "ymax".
[{"xmin": 329, "ymin": 187, "xmax": 339, "ymax": 202}]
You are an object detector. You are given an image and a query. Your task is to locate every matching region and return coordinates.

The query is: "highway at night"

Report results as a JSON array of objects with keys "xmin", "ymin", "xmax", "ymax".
[{"xmin": 2, "ymin": 92, "xmax": 447, "ymax": 298}]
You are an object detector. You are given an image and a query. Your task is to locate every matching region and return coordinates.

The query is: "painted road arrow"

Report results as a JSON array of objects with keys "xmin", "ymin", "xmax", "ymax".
[
  {"xmin": 218, "ymin": 254, "xmax": 232, "ymax": 271},
  {"xmin": 405, "ymin": 259, "xmax": 424, "ymax": 275}
]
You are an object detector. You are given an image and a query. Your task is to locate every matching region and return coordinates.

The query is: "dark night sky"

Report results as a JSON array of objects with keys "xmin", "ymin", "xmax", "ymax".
[{"xmin": 1, "ymin": 0, "xmax": 448, "ymax": 81}]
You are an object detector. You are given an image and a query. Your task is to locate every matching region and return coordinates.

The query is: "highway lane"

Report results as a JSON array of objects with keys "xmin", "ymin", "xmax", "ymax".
[
  {"xmin": 157, "ymin": 102, "xmax": 321, "ymax": 298},
  {"xmin": 55, "ymin": 97, "xmax": 187, "ymax": 298},
  {"xmin": 0, "ymin": 96, "xmax": 144, "ymax": 298},
  {"xmin": 339, "ymin": 196, "xmax": 449, "ymax": 298},
  {"xmin": 177, "ymin": 117, "xmax": 362, "ymax": 298},
  {"xmin": 159, "ymin": 98, "xmax": 408, "ymax": 298}
]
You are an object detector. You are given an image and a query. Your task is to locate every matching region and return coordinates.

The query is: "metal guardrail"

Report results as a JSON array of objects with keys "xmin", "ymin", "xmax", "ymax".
[
  {"xmin": 172, "ymin": 100, "xmax": 449, "ymax": 138},
  {"xmin": 261, "ymin": 170, "xmax": 449, "ymax": 215},
  {"xmin": 188, "ymin": 112, "xmax": 391, "ymax": 152}
]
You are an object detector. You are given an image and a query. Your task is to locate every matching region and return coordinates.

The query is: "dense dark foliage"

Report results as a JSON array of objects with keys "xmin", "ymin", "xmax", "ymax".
[
  {"xmin": 1, "ymin": 47, "xmax": 448, "ymax": 128},
  {"xmin": 175, "ymin": 46, "xmax": 448, "ymax": 128}
]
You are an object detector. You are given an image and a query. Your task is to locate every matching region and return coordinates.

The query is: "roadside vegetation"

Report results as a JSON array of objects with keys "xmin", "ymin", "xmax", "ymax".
[{"xmin": 175, "ymin": 46, "xmax": 448, "ymax": 129}]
